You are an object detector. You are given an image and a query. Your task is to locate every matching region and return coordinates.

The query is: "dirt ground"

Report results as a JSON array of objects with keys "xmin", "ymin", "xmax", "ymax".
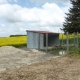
[
  {"xmin": 0, "ymin": 56, "xmax": 80, "ymax": 80},
  {"xmin": 0, "ymin": 46, "xmax": 59, "ymax": 73},
  {"xmin": 0, "ymin": 46, "xmax": 80, "ymax": 80}
]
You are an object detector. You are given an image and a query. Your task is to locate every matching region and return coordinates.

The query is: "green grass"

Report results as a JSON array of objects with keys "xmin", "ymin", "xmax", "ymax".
[
  {"xmin": 0, "ymin": 36, "xmax": 27, "ymax": 47},
  {"xmin": 68, "ymin": 48, "xmax": 80, "ymax": 57}
]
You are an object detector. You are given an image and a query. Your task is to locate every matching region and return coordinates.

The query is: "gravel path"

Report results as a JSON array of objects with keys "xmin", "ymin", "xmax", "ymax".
[{"xmin": 0, "ymin": 46, "xmax": 59, "ymax": 73}]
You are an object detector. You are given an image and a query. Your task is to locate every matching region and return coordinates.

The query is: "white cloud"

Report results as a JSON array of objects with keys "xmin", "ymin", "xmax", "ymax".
[
  {"xmin": 31, "ymin": 0, "xmax": 70, "ymax": 4},
  {"xmin": 0, "ymin": 3, "xmax": 65, "ymax": 25},
  {"xmin": 1, "ymin": 23, "xmax": 6, "ymax": 27},
  {"xmin": 0, "ymin": 22, "xmax": 26, "ymax": 37},
  {"xmin": 0, "ymin": 2, "xmax": 70, "ymax": 36},
  {"xmin": 0, "ymin": 0, "xmax": 8, "ymax": 4},
  {"xmin": 0, "ymin": 4, "xmax": 22, "ymax": 22},
  {"xmin": 0, "ymin": 23, "xmax": 9, "ymax": 37},
  {"xmin": 62, "ymin": 2, "xmax": 72, "ymax": 13}
]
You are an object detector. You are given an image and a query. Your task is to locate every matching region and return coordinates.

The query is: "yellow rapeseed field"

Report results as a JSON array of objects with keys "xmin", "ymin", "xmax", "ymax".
[
  {"xmin": 0, "ymin": 36, "xmax": 27, "ymax": 47},
  {"xmin": 59, "ymin": 33, "xmax": 80, "ymax": 39},
  {"xmin": 0, "ymin": 34, "xmax": 80, "ymax": 47},
  {"xmin": 59, "ymin": 34, "xmax": 66, "ymax": 39}
]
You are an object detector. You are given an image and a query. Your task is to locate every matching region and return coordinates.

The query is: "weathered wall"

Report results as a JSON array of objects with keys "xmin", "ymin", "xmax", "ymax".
[
  {"xmin": 27, "ymin": 31, "xmax": 34, "ymax": 48},
  {"xmin": 27, "ymin": 32, "xmax": 44, "ymax": 49},
  {"xmin": 27, "ymin": 31, "xmax": 59, "ymax": 49}
]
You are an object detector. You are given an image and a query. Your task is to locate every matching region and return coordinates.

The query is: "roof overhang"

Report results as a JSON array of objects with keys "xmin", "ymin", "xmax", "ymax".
[{"xmin": 26, "ymin": 30, "xmax": 59, "ymax": 34}]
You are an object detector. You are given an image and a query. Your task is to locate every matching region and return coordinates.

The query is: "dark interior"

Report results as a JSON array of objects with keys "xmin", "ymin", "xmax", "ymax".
[{"xmin": 44, "ymin": 34, "xmax": 59, "ymax": 47}]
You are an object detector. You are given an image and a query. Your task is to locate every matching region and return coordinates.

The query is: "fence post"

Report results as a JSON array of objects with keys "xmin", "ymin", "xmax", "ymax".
[
  {"xmin": 62, "ymin": 33, "xmax": 63, "ymax": 46},
  {"xmin": 46, "ymin": 33, "xmax": 48, "ymax": 53},
  {"xmin": 74, "ymin": 32, "xmax": 76, "ymax": 47},
  {"xmin": 66, "ymin": 32, "xmax": 69, "ymax": 54},
  {"xmin": 38, "ymin": 33, "xmax": 40, "ymax": 50},
  {"xmin": 76, "ymin": 32, "xmax": 78, "ymax": 49}
]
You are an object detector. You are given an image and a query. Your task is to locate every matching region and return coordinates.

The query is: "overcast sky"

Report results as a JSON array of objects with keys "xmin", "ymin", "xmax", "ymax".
[{"xmin": 0, "ymin": 0, "xmax": 71, "ymax": 37}]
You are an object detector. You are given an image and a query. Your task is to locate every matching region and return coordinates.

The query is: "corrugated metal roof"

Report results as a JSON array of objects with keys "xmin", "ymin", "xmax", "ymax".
[{"xmin": 26, "ymin": 30, "xmax": 59, "ymax": 34}]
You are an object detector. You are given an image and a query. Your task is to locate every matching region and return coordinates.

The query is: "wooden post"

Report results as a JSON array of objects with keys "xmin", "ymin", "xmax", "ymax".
[
  {"xmin": 26, "ymin": 32, "xmax": 28, "ymax": 47},
  {"xmin": 38, "ymin": 33, "xmax": 40, "ymax": 50},
  {"xmin": 74, "ymin": 32, "xmax": 76, "ymax": 47},
  {"xmin": 62, "ymin": 33, "xmax": 63, "ymax": 46},
  {"xmin": 77, "ymin": 32, "xmax": 78, "ymax": 48},
  {"xmin": 61, "ymin": 33, "xmax": 63, "ymax": 54},
  {"xmin": 46, "ymin": 33, "xmax": 48, "ymax": 53},
  {"xmin": 66, "ymin": 32, "xmax": 69, "ymax": 54}
]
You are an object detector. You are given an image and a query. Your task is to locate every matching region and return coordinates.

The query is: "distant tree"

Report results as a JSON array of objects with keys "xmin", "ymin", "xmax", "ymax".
[
  {"xmin": 63, "ymin": 0, "xmax": 80, "ymax": 33},
  {"xmin": 10, "ymin": 35, "xmax": 26, "ymax": 37}
]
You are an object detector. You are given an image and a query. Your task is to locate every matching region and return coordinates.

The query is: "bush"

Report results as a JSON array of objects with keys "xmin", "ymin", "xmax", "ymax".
[{"xmin": 69, "ymin": 47, "xmax": 80, "ymax": 57}]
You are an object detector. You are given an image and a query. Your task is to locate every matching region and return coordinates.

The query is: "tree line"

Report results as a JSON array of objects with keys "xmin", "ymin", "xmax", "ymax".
[{"xmin": 10, "ymin": 35, "xmax": 26, "ymax": 37}]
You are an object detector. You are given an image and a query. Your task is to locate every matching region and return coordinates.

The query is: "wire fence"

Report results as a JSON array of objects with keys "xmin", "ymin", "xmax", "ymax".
[
  {"xmin": 60, "ymin": 32, "xmax": 80, "ymax": 54},
  {"xmin": 44, "ymin": 32, "xmax": 80, "ymax": 55}
]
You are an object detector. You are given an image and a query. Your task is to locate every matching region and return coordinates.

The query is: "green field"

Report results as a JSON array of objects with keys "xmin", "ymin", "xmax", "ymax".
[{"xmin": 0, "ymin": 36, "xmax": 27, "ymax": 47}]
